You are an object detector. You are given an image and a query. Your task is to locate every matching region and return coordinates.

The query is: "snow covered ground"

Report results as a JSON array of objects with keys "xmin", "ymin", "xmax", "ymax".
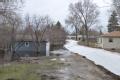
[{"xmin": 64, "ymin": 40, "xmax": 120, "ymax": 76}]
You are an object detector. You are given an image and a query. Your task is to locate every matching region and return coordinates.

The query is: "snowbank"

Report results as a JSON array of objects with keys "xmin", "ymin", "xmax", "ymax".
[{"xmin": 64, "ymin": 40, "xmax": 120, "ymax": 76}]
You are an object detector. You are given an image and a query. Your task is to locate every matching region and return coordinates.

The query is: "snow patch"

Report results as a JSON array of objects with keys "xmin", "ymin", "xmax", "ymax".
[
  {"xmin": 64, "ymin": 40, "xmax": 120, "ymax": 76},
  {"xmin": 50, "ymin": 58, "xmax": 57, "ymax": 61}
]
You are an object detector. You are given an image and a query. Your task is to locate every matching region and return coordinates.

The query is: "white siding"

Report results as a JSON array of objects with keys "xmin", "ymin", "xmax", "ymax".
[
  {"xmin": 97, "ymin": 37, "xmax": 103, "ymax": 48},
  {"xmin": 101, "ymin": 37, "xmax": 120, "ymax": 49},
  {"xmin": 46, "ymin": 42, "xmax": 50, "ymax": 56}
]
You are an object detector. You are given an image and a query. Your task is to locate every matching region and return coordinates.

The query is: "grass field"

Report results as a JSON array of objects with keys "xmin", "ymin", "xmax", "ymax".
[{"xmin": 0, "ymin": 58, "xmax": 65, "ymax": 80}]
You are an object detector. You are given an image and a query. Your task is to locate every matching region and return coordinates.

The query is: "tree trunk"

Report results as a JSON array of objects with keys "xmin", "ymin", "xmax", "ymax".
[
  {"xmin": 10, "ymin": 26, "xmax": 16, "ymax": 61},
  {"xmin": 85, "ymin": 25, "xmax": 89, "ymax": 46},
  {"xmin": 35, "ymin": 31, "xmax": 40, "ymax": 56},
  {"xmin": 82, "ymin": 30, "xmax": 85, "ymax": 41},
  {"xmin": 75, "ymin": 26, "xmax": 78, "ymax": 41}
]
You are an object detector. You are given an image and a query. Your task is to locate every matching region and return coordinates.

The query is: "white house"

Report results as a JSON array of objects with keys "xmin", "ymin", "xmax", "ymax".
[
  {"xmin": 98, "ymin": 31, "xmax": 120, "ymax": 50},
  {"xmin": 67, "ymin": 35, "xmax": 82, "ymax": 40}
]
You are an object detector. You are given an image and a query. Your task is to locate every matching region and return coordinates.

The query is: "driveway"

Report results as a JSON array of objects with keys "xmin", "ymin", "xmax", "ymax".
[
  {"xmin": 51, "ymin": 49, "xmax": 119, "ymax": 80},
  {"xmin": 65, "ymin": 40, "xmax": 120, "ymax": 76}
]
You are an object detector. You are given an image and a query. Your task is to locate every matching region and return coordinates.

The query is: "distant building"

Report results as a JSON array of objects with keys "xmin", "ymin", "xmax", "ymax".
[
  {"xmin": 67, "ymin": 35, "xmax": 82, "ymax": 41},
  {"xmin": 67, "ymin": 35, "xmax": 98, "ymax": 42},
  {"xmin": 97, "ymin": 31, "xmax": 120, "ymax": 50}
]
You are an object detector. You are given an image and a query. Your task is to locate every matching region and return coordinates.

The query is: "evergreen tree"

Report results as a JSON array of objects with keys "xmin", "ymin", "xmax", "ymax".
[
  {"xmin": 107, "ymin": 11, "xmax": 119, "ymax": 32},
  {"xmin": 56, "ymin": 21, "xmax": 62, "ymax": 28}
]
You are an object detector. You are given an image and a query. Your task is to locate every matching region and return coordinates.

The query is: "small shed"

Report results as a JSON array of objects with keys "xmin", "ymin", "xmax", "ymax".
[{"xmin": 13, "ymin": 34, "xmax": 50, "ymax": 58}]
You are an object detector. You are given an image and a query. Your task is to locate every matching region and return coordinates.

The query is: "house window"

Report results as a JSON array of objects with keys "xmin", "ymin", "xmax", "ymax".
[
  {"xmin": 25, "ymin": 42, "xmax": 29, "ymax": 47},
  {"xmin": 109, "ymin": 38, "xmax": 113, "ymax": 43}
]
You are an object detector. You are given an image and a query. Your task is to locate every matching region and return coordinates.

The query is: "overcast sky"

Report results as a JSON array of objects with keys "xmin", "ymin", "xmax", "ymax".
[{"xmin": 22, "ymin": 0, "xmax": 112, "ymax": 31}]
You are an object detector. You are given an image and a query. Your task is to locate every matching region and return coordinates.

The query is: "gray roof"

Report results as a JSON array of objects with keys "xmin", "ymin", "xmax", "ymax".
[{"xmin": 15, "ymin": 34, "xmax": 47, "ymax": 42}]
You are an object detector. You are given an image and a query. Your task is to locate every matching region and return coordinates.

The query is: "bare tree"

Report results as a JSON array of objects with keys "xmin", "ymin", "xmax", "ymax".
[
  {"xmin": 0, "ymin": 0, "xmax": 23, "ymax": 21},
  {"xmin": 67, "ymin": 0, "xmax": 99, "ymax": 46},
  {"xmin": 24, "ymin": 14, "xmax": 52, "ymax": 56},
  {"xmin": 0, "ymin": 0, "xmax": 23, "ymax": 13},
  {"xmin": 47, "ymin": 21, "xmax": 67, "ymax": 50},
  {"xmin": 32, "ymin": 15, "xmax": 52, "ymax": 41},
  {"xmin": 32, "ymin": 15, "xmax": 52, "ymax": 55},
  {"xmin": 0, "ymin": 0, "xmax": 23, "ymax": 61},
  {"xmin": 9, "ymin": 15, "xmax": 22, "ymax": 60},
  {"xmin": 65, "ymin": 15, "xmax": 81, "ymax": 40}
]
